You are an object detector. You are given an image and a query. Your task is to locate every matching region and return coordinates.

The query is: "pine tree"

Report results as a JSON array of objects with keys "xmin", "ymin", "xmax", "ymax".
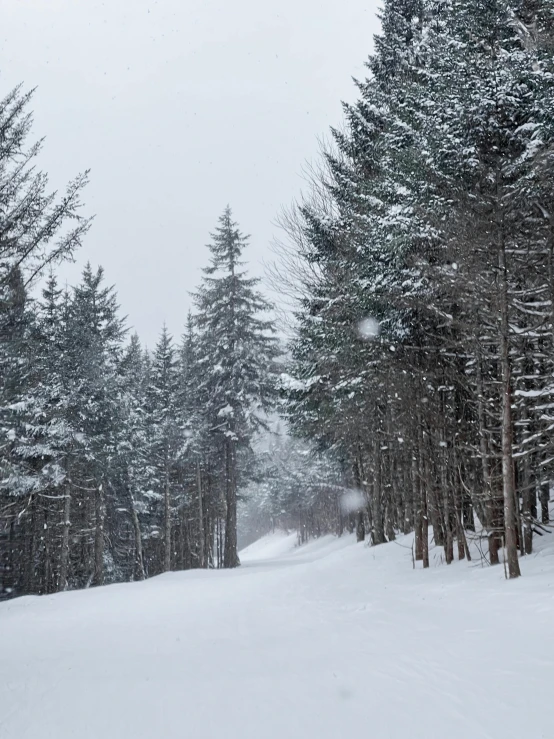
[
  {"xmin": 116, "ymin": 333, "xmax": 150, "ymax": 580},
  {"xmin": 194, "ymin": 207, "xmax": 279, "ymax": 568},
  {"xmin": 176, "ymin": 313, "xmax": 207, "ymax": 568},
  {"xmin": 64, "ymin": 264, "xmax": 126, "ymax": 586},
  {"xmin": 0, "ymin": 85, "xmax": 91, "ymax": 285},
  {"xmin": 145, "ymin": 326, "xmax": 180, "ymax": 573}
]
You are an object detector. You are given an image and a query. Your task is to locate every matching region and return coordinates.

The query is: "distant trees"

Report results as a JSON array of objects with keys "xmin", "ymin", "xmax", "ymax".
[{"xmin": 239, "ymin": 432, "xmax": 346, "ymax": 548}]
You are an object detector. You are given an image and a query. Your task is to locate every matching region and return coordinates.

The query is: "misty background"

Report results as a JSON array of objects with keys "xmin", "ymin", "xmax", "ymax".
[{"xmin": 1, "ymin": 0, "xmax": 380, "ymax": 346}]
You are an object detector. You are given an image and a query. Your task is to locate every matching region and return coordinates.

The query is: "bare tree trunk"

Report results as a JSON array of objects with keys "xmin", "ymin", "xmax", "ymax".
[
  {"xmin": 440, "ymin": 435, "xmax": 454, "ymax": 564},
  {"xmin": 196, "ymin": 459, "xmax": 206, "ymax": 568},
  {"xmin": 521, "ymin": 440, "xmax": 533, "ymax": 555},
  {"xmin": 356, "ymin": 512, "xmax": 366, "ymax": 543},
  {"xmin": 540, "ymin": 484, "xmax": 550, "ymax": 524},
  {"xmin": 58, "ymin": 476, "xmax": 71, "ymax": 592},
  {"xmin": 371, "ymin": 440, "xmax": 385, "ymax": 545},
  {"xmin": 499, "ymin": 237, "xmax": 521, "ymax": 579},
  {"xmin": 223, "ymin": 439, "xmax": 240, "ymax": 568},
  {"xmin": 130, "ymin": 495, "xmax": 145, "ymax": 580},
  {"xmin": 353, "ymin": 455, "xmax": 365, "ymax": 542},
  {"xmin": 164, "ymin": 468, "xmax": 171, "ymax": 572},
  {"xmin": 403, "ymin": 464, "xmax": 413, "ymax": 535},
  {"xmin": 413, "ymin": 452, "xmax": 423, "ymax": 561},
  {"xmin": 44, "ymin": 505, "xmax": 53, "ymax": 594},
  {"xmin": 475, "ymin": 349, "xmax": 500, "ymax": 564},
  {"xmin": 421, "ymin": 449, "xmax": 430, "ymax": 570},
  {"xmin": 94, "ymin": 484, "xmax": 105, "ymax": 586},
  {"xmin": 24, "ymin": 498, "xmax": 37, "ymax": 593}
]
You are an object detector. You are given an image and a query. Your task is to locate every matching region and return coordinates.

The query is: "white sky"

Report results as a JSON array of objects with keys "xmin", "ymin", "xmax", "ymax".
[{"xmin": 1, "ymin": 0, "xmax": 381, "ymax": 346}]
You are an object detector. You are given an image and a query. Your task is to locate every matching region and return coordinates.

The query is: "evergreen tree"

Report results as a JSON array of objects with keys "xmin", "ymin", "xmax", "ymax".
[
  {"xmin": 64, "ymin": 264, "xmax": 126, "ymax": 586},
  {"xmin": 194, "ymin": 207, "xmax": 280, "ymax": 567},
  {"xmin": 145, "ymin": 326, "xmax": 180, "ymax": 573}
]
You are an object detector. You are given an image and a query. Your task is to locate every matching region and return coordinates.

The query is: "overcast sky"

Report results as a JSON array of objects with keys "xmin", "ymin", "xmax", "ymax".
[{"xmin": 1, "ymin": 0, "xmax": 381, "ymax": 346}]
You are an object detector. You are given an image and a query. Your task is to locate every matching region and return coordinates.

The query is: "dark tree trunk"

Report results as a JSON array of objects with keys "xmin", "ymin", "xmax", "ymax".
[
  {"xmin": 223, "ymin": 440, "xmax": 240, "ymax": 568},
  {"xmin": 499, "ymin": 236, "xmax": 521, "ymax": 579},
  {"xmin": 197, "ymin": 459, "xmax": 206, "ymax": 568},
  {"xmin": 58, "ymin": 476, "xmax": 72, "ymax": 592},
  {"xmin": 94, "ymin": 484, "xmax": 105, "ymax": 586}
]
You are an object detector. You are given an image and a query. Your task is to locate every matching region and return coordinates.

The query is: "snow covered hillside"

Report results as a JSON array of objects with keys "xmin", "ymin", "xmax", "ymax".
[{"xmin": 1, "ymin": 531, "xmax": 553, "ymax": 739}]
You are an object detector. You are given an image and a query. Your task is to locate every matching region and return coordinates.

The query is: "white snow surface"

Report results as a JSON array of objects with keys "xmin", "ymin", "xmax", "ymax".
[{"xmin": 1, "ymin": 531, "xmax": 554, "ymax": 739}]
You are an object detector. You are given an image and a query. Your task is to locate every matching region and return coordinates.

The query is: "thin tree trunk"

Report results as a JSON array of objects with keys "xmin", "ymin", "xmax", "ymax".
[
  {"xmin": 475, "ymin": 349, "xmax": 500, "ymax": 565},
  {"xmin": 521, "ymin": 442, "xmax": 533, "ymax": 555},
  {"xmin": 421, "ymin": 445, "xmax": 430, "ymax": 570},
  {"xmin": 223, "ymin": 439, "xmax": 240, "ymax": 568},
  {"xmin": 196, "ymin": 459, "xmax": 206, "ymax": 568},
  {"xmin": 44, "ymin": 504, "xmax": 53, "ymax": 594},
  {"xmin": 371, "ymin": 439, "xmax": 385, "ymax": 545},
  {"xmin": 354, "ymin": 455, "xmax": 366, "ymax": 543},
  {"xmin": 58, "ymin": 475, "xmax": 71, "ymax": 592},
  {"xmin": 164, "ymin": 467, "xmax": 171, "ymax": 572},
  {"xmin": 413, "ymin": 451, "xmax": 423, "ymax": 561},
  {"xmin": 94, "ymin": 484, "xmax": 105, "ymax": 586},
  {"xmin": 540, "ymin": 484, "xmax": 550, "ymax": 524},
  {"xmin": 499, "ymin": 236, "xmax": 521, "ymax": 579},
  {"xmin": 130, "ymin": 494, "xmax": 145, "ymax": 580}
]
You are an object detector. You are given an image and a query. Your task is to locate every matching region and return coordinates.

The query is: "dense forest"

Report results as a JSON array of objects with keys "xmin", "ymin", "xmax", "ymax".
[
  {"xmin": 0, "ymin": 92, "xmax": 279, "ymax": 595},
  {"xmin": 251, "ymin": 0, "xmax": 554, "ymax": 579},
  {"xmin": 2, "ymin": 0, "xmax": 554, "ymax": 598}
]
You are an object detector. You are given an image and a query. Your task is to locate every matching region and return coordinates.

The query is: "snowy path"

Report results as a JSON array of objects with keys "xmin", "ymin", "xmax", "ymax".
[{"xmin": 1, "ymin": 532, "xmax": 553, "ymax": 739}]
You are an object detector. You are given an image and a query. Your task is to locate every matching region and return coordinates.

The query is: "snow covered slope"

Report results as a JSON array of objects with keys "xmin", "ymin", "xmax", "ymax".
[
  {"xmin": 1, "ymin": 532, "xmax": 553, "ymax": 739},
  {"xmin": 240, "ymin": 529, "xmax": 298, "ymax": 561}
]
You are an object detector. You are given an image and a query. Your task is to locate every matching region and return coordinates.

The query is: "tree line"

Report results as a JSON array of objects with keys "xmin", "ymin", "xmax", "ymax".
[
  {"xmin": 275, "ymin": 0, "xmax": 554, "ymax": 578},
  {"xmin": 0, "ymin": 86, "xmax": 279, "ymax": 597}
]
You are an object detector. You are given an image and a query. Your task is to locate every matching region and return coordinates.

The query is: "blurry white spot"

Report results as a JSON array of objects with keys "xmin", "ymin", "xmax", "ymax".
[
  {"xmin": 340, "ymin": 490, "xmax": 366, "ymax": 514},
  {"xmin": 357, "ymin": 317, "xmax": 380, "ymax": 340}
]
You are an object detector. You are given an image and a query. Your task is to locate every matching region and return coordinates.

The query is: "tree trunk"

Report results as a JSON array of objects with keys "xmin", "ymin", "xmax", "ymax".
[
  {"xmin": 223, "ymin": 439, "xmax": 240, "ymax": 568},
  {"xmin": 413, "ymin": 452, "xmax": 423, "ymax": 561},
  {"xmin": 371, "ymin": 440, "xmax": 386, "ymax": 545},
  {"xmin": 476, "ymin": 349, "xmax": 501, "ymax": 565},
  {"xmin": 521, "ymin": 444, "xmax": 533, "ymax": 555},
  {"xmin": 58, "ymin": 477, "xmax": 71, "ymax": 592},
  {"xmin": 356, "ymin": 511, "xmax": 366, "ymax": 543},
  {"xmin": 94, "ymin": 484, "xmax": 105, "ymax": 586},
  {"xmin": 164, "ymin": 469, "xmax": 171, "ymax": 572},
  {"xmin": 540, "ymin": 484, "xmax": 550, "ymax": 524},
  {"xmin": 197, "ymin": 459, "xmax": 206, "ymax": 568},
  {"xmin": 421, "ymin": 450, "xmax": 430, "ymax": 570},
  {"xmin": 499, "ymin": 237, "xmax": 521, "ymax": 579},
  {"xmin": 130, "ymin": 495, "xmax": 145, "ymax": 580}
]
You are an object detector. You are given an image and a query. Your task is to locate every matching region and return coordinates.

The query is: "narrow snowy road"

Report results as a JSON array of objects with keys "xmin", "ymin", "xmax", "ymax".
[{"xmin": 0, "ymin": 532, "xmax": 553, "ymax": 739}]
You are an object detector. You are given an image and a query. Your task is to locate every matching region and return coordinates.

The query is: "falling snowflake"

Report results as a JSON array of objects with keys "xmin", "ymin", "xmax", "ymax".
[{"xmin": 357, "ymin": 317, "xmax": 381, "ymax": 340}]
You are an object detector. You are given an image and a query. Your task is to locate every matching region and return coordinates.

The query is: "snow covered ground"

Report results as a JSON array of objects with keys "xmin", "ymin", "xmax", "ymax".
[{"xmin": 1, "ymin": 530, "xmax": 553, "ymax": 739}]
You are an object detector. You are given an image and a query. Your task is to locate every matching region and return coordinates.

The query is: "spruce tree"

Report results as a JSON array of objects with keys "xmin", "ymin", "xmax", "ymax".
[
  {"xmin": 145, "ymin": 326, "xmax": 180, "ymax": 573},
  {"xmin": 194, "ymin": 207, "xmax": 279, "ymax": 568}
]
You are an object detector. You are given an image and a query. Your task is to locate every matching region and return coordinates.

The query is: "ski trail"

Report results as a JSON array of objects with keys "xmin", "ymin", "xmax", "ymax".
[{"xmin": 0, "ymin": 532, "xmax": 552, "ymax": 739}]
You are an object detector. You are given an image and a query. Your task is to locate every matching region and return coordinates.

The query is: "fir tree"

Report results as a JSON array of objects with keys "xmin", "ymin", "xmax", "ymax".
[
  {"xmin": 145, "ymin": 326, "xmax": 180, "ymax": 573},
  {"xmin": 194, "ymin": 207, "xmax": 280, "ymax": 567}
]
